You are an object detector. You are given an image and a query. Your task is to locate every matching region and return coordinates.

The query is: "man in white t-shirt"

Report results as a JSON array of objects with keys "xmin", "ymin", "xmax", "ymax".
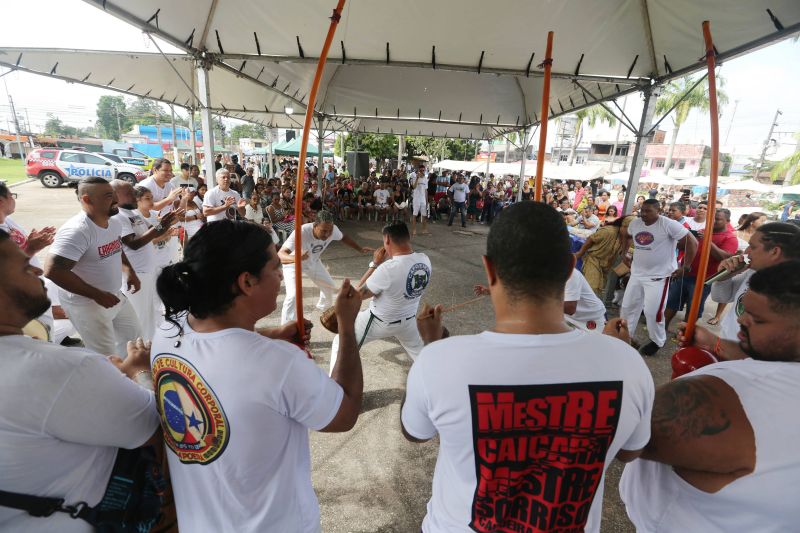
[
  {"xmin": 279, "ymin": 210, "xmax": 372, "ymax": 324},
  {"xmin": 170, "ymin": 162, "xmax": 199, "ymax": 190},
  {"xmin": 111, "ymin": 180, "xmax": 182, "ymax": 341},
  {"xmin": 203, "ymin": 168, "xmax": 247, "ymax": 223},
  {"xmin": 329, "ymin": 221, "xmax": 432, "ymax": 371},
  {"xmin": 373, "ymin": 183, "xmax": 390, "ymax": 212},
  {"xmin": 140, "ymin": 158, "xmax": 183, "ymax": 267},
  {"xmin": 447, "ymin": 174, "xmax": 469, "ymax": 228},
  {"xmin": 622, "ymin": 261, "xmax": 800, "ymax": 532},
  {"xmin": 702, "ymin": 222, "xmax": 800, "ymax": 347},
  {"xmin": 410, "ymin": 165, "xmax": 429, "ymax": 236},
  {"xmin": 401, "ymin": 202, "xmax": 654, "ymax": 533},
  {"xmin": 621, "ymin": 199, "xmax": 697, "ymax": 356},
  {"xmin": 0, "ymin": 232, "xmax": 159, "ymax": 532},
  {"xmin": 44, "ymin": 178, "xmax": 142, "ymax": 357},
  {"xmin": 564, "ymin": 267, "xmax": 607, "ymax": 331}
]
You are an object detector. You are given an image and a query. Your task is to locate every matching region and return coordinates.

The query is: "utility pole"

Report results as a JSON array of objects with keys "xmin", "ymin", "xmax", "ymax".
[
  {"xmin": 723, "ymin": 99, "xmax": 739, "ymax": 145},
  {"xmin": 4, "ymin": 78, "xmax": 25, "ymax": 159},
  {"xmin": 753, "ymin": 108, "xmax": 781, "ymax": 181}
]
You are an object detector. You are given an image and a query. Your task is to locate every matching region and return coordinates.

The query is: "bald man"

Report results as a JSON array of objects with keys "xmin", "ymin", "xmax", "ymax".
[{"xmin": 44, "ymin": 177, "xmax": 142, "ymax": 357}]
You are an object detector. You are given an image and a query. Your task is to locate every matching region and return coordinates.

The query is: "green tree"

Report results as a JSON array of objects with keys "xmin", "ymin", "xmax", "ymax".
[
  {"xmin": 771, "ymin": 132, "xmax": 800, "ymax": 184},
  {"xmin": 230, "ymin": 123, "xmax": 268, "ymax": 145},
  {"xmin": 655, "ymin": 75, "xmax": 729, "ymax": 173},
  {"xmin": 96, "ymin": 95, "xmax": 129, "ymax": 140},
  {"xmin": 337, "ymin": 133, "xmax": 398, "ymax": 160},
  {"xmin": 125, "ymin": 97, "xmax": 169, "ymax": 126},
  {"xmin": 43, "ymin": 114, "xmax": 79, "ymax": 137},
  {"xmin": 568, "ymin": 106, "xmax": 616, "ymax": 165}
]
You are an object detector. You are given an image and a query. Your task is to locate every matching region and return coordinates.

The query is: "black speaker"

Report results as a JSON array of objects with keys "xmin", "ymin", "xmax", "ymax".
[
  {"xmin": 286, "ymin": 130, "xmax": 296, "ymax": 142},
  {"xmin": 346, "ymin": 151, "xmax": 370, "ymax": 179}
]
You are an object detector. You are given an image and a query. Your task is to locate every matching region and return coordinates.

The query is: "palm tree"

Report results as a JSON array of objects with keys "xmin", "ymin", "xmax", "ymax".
[
  {"xmin": 567, "ymin": 106, "xmax": 616, "ymax": 165},
  {"xmin": 655, "ymin": 75, "xmax": 729, "ymax": 174},
  {"xmin": 771, "ymin": 132, "xmax": 800, "ymax": 184}
]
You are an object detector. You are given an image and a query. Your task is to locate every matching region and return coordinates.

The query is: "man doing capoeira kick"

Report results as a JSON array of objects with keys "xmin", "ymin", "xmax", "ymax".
[
  {"xmin": 329, "ymin": 221, "xmax": 431, "ymax": 372},
  {"xmin": 279, "ymin": 210, "xmax": 372, "ymax": 324},
  {"xmin": 621, "ymin": 199, "xmax": 697, "ymax": 355}
]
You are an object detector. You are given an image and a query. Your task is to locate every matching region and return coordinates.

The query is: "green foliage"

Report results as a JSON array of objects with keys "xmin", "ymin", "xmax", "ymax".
[
  {"xmin": 337, "ymin": 133, "xmax": 398, "ymax": 160},
  {"xmin": 44, "ymin": 115, "xmax": 78, "ymax": 137},
  {"xmin": 230, "ymin": 123, "xmax": 268, "ymax": 144},
  {"xmin": 124, "ymin": 97, "xmax": 170, "ymax": 126},
  {"xmin": 771, "ymin": 133, "xmax": 800, "ymax": 184},
  {"xmin": 332, "ymin": 133, "xmax": 479, "ymax": 162},
  {"xmin": 95, "ymin": 95, "xmax": 128, "ymax": 140}
]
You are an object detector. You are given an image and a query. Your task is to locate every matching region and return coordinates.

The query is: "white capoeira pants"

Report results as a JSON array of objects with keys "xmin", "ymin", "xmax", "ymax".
[
  {"xmin": 329, "ymin": 308, "xmax": 424, "ymax": 373},
  {"xmin": 412, "ymin": 196, "xmax": 428, "ymax": 217},
  {"xmin": 564, "ymin": 315, "xmax": 607, "ymax": 333},
  {"xmin": 60, "ymin": 292, "xmax": 142, "ymax": 358},
  {"xmin": 281, "ymin": 262, "xmax": 336, "ymax": 325},
  {"xmin": 123, "ymin": 271, "xmax": 161, "ymax": 342},
  {"xmin": 621, "ymin": 275, "xmax": 671, "ymax": 347}
]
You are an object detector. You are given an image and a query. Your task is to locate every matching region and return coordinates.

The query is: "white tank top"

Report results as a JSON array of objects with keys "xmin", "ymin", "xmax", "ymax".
[{"xmin": 620, "ymin": 359, "xmax": 800, "ymax": 532}]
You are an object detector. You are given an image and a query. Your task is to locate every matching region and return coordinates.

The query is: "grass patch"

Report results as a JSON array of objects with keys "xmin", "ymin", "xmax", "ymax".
[{"xmin": 0, "ymin": 158, "xmax": 30, "ymax": 185}]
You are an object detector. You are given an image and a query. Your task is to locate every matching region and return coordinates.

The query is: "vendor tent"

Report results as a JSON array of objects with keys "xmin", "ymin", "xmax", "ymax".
[
  {"xmin": 272, "ymin": 138, "xmax": 333, "ymax": 157},
  {"xmin": 434, "ymin": 159, "xmax": 606, "ymax": 181}
]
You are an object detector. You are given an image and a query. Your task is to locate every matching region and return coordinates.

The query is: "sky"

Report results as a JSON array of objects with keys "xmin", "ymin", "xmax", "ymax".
[{"xmin": 1, "ymin": 0, "xmax": 798, "ymax": 159}]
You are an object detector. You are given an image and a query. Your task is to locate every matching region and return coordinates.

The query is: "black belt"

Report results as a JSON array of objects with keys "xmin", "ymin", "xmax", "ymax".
[{"xmin": 371, "ymin": 312, "xmax": 416, "ymax": 325}]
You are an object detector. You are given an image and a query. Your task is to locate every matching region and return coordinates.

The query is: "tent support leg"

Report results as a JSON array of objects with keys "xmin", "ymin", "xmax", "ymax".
[
  {"xmin": 196, "ymin": 62, "xmax": 216, "ymax": 185},
  {"xmin": 170, "ymin": 104, "xmax": 179, "ymax": 164},
  {"xmin": 317, "ymin": 124, "xmax": 324, "ymax": 189},
  {"xmin": 622, "ymin": 84, "xmax": 659, "ymax": 215},
  {"xmin": 517, "ymin": 127, "xmax": 528, "ymax": 201},
  {"xmin": 189, "ymin": 107, "xmax": 198, "ymax": 165}
]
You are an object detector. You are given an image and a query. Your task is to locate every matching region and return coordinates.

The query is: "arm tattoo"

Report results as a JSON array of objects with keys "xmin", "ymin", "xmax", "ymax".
[{"xmin": 651, "ymin": 378, "xmax": 731, "ymax": 443}]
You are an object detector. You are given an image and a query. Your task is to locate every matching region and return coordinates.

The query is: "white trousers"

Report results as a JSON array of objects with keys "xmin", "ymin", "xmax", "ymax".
[
  {"xmin": 123, "ymin": 271, "xmax": 161, "ymax": 342},
  {"xmin": 564, "ymin": 315, "xmax": 607, "ymax": 333},
  {"xmin": 621, "ymin": 275, "xmax": 671, "ymax": 347},
  {"xmin": 281, "ymin": 262, "xmax": 336, "ymax": 325},
  {"xmin": 61, "ymin": 293, "xmax": 142, "ymax": 357},
  {"xmin": 412, "ymin": 196, "xmax": 428, "ymax": 216},
  {"xmin": 329, "ymin": 308, "xmax": 424, "ymax": 373}
]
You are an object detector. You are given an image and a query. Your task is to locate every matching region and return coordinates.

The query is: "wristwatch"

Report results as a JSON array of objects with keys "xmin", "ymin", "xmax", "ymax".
[
  {"xmin": 368, "ymin": 261, "xmax": 377, "ymax": 269},
  {"xmin": 154, "ymin": 223, "xmax": 165, "ymax": 233}
]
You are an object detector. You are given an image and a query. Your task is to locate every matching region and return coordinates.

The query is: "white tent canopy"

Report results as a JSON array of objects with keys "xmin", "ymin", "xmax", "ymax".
[
  {"xmin": 434, "ymin": 159, "xmax": 606, "ymax": 181},
  {"xmin": 73, "ymin": 0, "xmax": 799, "ymax": 138}
]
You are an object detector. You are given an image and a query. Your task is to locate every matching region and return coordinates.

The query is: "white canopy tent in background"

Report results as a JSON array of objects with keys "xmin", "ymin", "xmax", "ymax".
[
  {"xmin": 2, "ymin": 0, "xmax": 799, "ymax": 188},
  {"xmin": 434, "ymin": 159, "xmax": 606, "ymax": 182}
]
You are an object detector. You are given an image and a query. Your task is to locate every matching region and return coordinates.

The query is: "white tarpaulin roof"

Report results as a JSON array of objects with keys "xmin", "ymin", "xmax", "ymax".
[
  {"xmin": 434, "ymin": 159, "xmax": 606, "ymax": 181},
  {"xmin": 63, "ymin": 0, "xmax": 799, "ymax": 138}
]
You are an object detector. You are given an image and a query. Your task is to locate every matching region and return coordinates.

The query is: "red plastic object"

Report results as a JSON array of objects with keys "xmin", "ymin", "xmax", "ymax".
[{"xmin": 671, "ymin": 346, "xmax": 718, "ymax": 379}]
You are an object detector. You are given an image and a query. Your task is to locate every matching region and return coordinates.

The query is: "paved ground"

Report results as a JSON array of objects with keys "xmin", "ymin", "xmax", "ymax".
[{"xmin": 10, "ymin": 179, "xmax": 724, "ymax": 532}]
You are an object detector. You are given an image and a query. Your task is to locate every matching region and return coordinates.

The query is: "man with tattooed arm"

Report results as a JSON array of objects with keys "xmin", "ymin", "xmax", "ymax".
[{"xmin": 620, "ymin": 261, "xmax": 800, "ymax": 532}]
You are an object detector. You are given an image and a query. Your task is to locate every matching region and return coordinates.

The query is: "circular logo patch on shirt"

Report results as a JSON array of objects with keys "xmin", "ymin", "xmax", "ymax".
[
  {"xmin": 735, "ymin": 290, "xmax": 747, "ymax": 318},
  {"xmin": 634, "ymin": 231, "xmax": 655, "ymax": 246},
  {"xmin": 405, "ymin": 263, "xmax": 431, "ymax": 299},
  {"xmin": 153, "ymin": 355, "xmax": 229, "ymax": 465}
]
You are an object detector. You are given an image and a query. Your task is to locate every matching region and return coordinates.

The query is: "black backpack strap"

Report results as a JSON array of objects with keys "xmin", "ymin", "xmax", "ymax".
[{"xmin": 0, "ymin": 489, "xmax": 87, "ymax": 518}]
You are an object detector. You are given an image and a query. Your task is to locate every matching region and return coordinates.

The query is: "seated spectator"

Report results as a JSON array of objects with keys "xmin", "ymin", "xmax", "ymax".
[
  {"xmin": 245, "ymin": 193, "xmax": 265, "ymax": 224},
  {"xmin": 267, "ymin": 193, "xmax": 295, "ymax": 236}
]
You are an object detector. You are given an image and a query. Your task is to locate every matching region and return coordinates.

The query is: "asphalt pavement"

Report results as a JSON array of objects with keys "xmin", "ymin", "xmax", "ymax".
[{"xmin": 9, "ymin": 178, "xmax": 724, "ymax": 532}]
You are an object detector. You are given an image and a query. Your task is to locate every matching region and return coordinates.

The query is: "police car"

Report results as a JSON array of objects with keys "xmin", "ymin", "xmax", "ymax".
[
  {"xmin": 26, "ymin": 148, "xmax": 148, "ymax": 188},
  {"xmin": 110, "ymin": 148, "xmax": 154, "ymax": 170}
]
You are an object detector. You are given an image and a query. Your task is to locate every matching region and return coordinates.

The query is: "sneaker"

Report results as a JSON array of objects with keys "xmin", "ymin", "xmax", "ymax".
[{"xmin": 638, "ymin": 341, "xmax": 660, "ymax": 357}]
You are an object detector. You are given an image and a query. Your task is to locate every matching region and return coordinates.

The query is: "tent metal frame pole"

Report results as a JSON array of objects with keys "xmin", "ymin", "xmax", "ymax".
[
  {"xmin": 145, "ymin": 32, "xmax": 200, "ymax": 103},
  {"xmin": 317, "ymin": 123, "xmax": 324, "ymax": 189},
  {"xmin": 534, "ymin": 31, "xmax": 554, "ymax": 202},
  {"xmin": 622, "ymin": 84, "xmax": 659, "ymax": 215},
  {"xmin": 682, "ymin": 21, "xmax": 721, "ymax": 344},
  {"xmin": 267, "ymin": 128, "xmax": 274, "ymax": 180},
  {"xmin": 189, "ymin": 107, "xmax": 197, "ymax": 165},
  {"xmin": 572, "ymin": 81, "xmax": 638, "ymax": 135},
  {"xmin": 644, "ymin": 73, "xmax": 708, "ymax": 137},
  {"xmin": 170, "ymin": 104, "xmax": 179, "ymax": 164},
  {"xmin": 517, "ymin": 126, "xmax": 529, "ymax": 201},
  {"xmin": 484, "ymin": 140, "xmax": 491, "ymax": 179},
  {"xmin": 196, "ymin": 62, "xmax": 216, "ymax": 185}
]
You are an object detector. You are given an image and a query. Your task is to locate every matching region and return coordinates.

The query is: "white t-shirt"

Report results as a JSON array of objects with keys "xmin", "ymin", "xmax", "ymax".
[
  {"xmin": 449, "ymin": 182, "xmax": 469, "ymax": 203},
  {"xmin": 170, "ymin": 176, "xmax": 199, "ymax": 189},
  {"xmin": 412, "ymin": 175, "xmax": 429, "ymax": 200},
  {"xmin": 139, "ymin": 177, "xmax": 176, "ymax": 216},
  {"xmin": 49, "ymin": 212, "xmax": 124, "ymax": 305},
  {"xmin": 150, "ymin": 318, "xmax": 343, "ymax": 533},
  {"xmin": 686, "ymin": 217, "xmax": 707, "ymax": 231},
  {"xmin": 113, "ymin": 208, "xmax": 157, "ymax": 274},
  {"xmin": 373, "ymin": 189, "xmax": 390, "ymax": 206},
  {"xmin": 183, "ymin": 196, "xmax": 205, "ymax": 236},
  {"xmin": 621, "ymin": 359, "xmax": 800, "ymax": 533},
  {"xmin": 0, "ymin": 335, "xmax": 158, "ymax": 533},
  {"xmin": 203, "ymin": 186, "xmax": 242, "ymax": 223},
  {"xmin": 366, "ymin": 252, "xmax": 431, "ymax": 321},
  {"xmin": 711, "ymin": 269, "xmax": 753, "ymax": 341},
  {"xmin": 281, "ymin": 223, "xmax": 343, "ymax": 270},
  {"xmin": 245, "ymin": 204, "xmax": 264, "ymax": 224},
  {"xmin": 402, "ymin": 330, "xmax": 654, "ymax": 533},
  {"xmin": 565, "ymin": 269, "xmax": 606, "ymax": 325},
  {"xmin": 628, "ymin": 215, "xmax": 689, "ymax": 278}
]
